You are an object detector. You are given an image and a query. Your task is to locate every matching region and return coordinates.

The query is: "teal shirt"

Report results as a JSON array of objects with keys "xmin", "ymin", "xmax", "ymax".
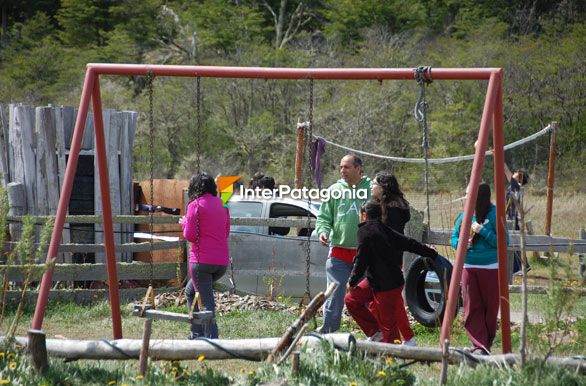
[
  {"xmin": 451, "ymin": 204, "xmax": 509, "ymax": 266},
  {"xmin": 315, "ymin": 177, "xmax": 372, "ymax": 249}
]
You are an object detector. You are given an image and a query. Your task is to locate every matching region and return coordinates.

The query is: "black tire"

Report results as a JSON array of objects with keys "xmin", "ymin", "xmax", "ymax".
[{"xmin": 405, "ymin": 255, "xmax": 458, "ymax": 327}]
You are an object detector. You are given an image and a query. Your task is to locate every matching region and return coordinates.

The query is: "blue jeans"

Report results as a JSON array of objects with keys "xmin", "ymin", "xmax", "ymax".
[
  {"xmin": 320, "ymin": 257, "xmax": 353, "ymax": 333},
  {"xmin": 185, "ymin": 263, "xmax": 227, "ymax": 339}
]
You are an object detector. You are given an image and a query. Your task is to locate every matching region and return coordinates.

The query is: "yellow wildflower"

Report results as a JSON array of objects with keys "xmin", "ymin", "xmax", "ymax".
[
  {"xmin": 135, "ymin": 375, "xmax": 144, "ymax": 381},
  {"xmin": 377, "ymin": 370, "xmax": 386, "ymax": 377},
  {"xmin": 393, "ymin": 339, "xmax": 401, "ymax": 344},
  {"xmin": 0, "ymin": 352, "xmax": 4, "ymax": 358},
  {"xmin": 9, "ymin": 362, "xmax": 16, "ymax": 369},
  {"xmin": 6, "ymin": 354, "xmax": 14, "ymax": 359},
  {"xmin": 107, "ymin": 381, "xmax": 116, "ymax": 385},
  {"xmin": 0, "ymin": 379, "xmax": 9, "ymax": 384},
  {"xmin": 240, "ymin": 367, "xmax": 245, "ymax": 373},
  {"xmin": 248, "ymin": 370, "xmax": 255, "ymax": 377},
  {"xmin": 385, "ymin": 356, "xmax": 394, "ymax": 364},
  {"xmin": 183, "ymin": 369, "xmax": 191, "ymax": 376},
  {"xmin": 350, "ymin": 382, "xmax": 358, "ymax": 386},
  {"xmin": 172, "ymin": 367, "xmax": 178, "ymax": 373},
  {"xmin": 197, "ymin": 354, "xmax": 205, "ymax": 362}
]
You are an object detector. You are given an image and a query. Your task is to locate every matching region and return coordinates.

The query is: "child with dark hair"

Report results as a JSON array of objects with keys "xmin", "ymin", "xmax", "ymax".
[
  {"xmin": 370, "ymin": 171, "xmax": 414, "ymax": 344},
  {"xmin": 181, "ymin": 172, "xmax": 230, "ymax": 339},
  {"xmin": 451, "ymin": 182, "xmax": 509, "ymax": 355},
  {"xmin": 345, "ymin": 200, "xmax": 438, "ymax": 344}
]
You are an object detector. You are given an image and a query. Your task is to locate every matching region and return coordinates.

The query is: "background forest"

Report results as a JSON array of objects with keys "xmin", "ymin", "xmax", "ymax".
[{"xmin": 1, "ymin": 0, "xmax": 585, "ymax": 193}]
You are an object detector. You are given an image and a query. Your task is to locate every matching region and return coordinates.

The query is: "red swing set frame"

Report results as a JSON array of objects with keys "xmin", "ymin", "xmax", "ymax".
[{"xmin": 31, "ymin": 64, "xmax": 512, "ymax": 353}]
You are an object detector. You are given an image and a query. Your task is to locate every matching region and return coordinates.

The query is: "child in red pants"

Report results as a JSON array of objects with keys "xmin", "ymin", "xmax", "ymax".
[{"xmin": 345, "ymin": 200, "xmax": 438, "ymax": 344}]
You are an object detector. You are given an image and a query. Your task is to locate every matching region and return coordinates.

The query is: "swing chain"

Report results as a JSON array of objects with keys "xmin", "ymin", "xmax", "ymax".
[
  {"xmin": 303, "ymin": 79, "xmax": 314, "ymax": 301},
  {"xmin": 194, "ymin": 76, "xmax": 202, "ymax": 310},
  {"xmin": 196, "ymin": 77, "xmax": 202, "ymax": 174},
  {"xmin": 147, "ymin": 70, "xmax": 155, "ymax": 286},
  {"xmin": 414, "ymin": 66, "xmax": 432, "ymax": 225}
]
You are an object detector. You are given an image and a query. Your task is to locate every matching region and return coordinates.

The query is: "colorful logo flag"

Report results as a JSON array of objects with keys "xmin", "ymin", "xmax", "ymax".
[{"xmin": 217, "ymin": 176, "xmax": 240, "ymax": 206}]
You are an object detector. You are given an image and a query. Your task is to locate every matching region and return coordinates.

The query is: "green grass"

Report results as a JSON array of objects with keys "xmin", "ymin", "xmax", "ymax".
[{"xmin": 1, "ymin": 295, "xmax": 584, "ymax": 385}]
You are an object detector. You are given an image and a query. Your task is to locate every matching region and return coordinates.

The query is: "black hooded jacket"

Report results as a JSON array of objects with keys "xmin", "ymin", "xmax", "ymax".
[{"xmin": 348, "ymin": 220, "xmax": 438, "ymax": 291}]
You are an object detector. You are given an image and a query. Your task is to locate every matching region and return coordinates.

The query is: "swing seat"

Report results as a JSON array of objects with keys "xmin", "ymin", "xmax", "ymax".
[{"xmin": 133, "ymin": 303, "xmax": 214, "ymax": 325}]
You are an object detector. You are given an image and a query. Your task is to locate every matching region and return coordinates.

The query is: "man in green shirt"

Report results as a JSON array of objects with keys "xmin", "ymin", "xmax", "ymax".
[{"xmin": 315, "ymin": 154, "xmax": 371, "ymax": 333}]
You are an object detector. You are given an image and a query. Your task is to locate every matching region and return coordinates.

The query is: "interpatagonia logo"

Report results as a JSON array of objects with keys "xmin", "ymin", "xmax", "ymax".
[{"xmin": 217, "ymin": 176, "xmax": 240, "ymax": 206}]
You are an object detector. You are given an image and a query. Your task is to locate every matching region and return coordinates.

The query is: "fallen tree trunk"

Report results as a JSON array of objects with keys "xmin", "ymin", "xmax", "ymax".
[
  {"xmin": 7, "ymin": 333, "xmax": 353, "ymax": 361},
  {"xmin": 356, "ymin": 341, "xmax": 586, "ymax": 374},
  {"xmin": 5, "ymin": 334, "xmax": 584, "ymax": 374}
]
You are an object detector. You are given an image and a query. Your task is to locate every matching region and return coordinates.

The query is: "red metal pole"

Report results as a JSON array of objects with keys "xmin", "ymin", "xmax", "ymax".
[
  {"xmin": 492, "ymin": 70, "xmax": 512, "ymax": 353},
  {"xmin": 32, "ymin": 69, "xmax": 96, "ymax": 330},
  {"xmin": 92, "ymin": 76, "xmax": 123, "ymax": 339},
  {"xmin": 87, "ymin": 64, "xmax": 498, "ymax": 81},
  {"xmin": 440, "ymin": 73, "xmax": 499, "ymax": 347}
]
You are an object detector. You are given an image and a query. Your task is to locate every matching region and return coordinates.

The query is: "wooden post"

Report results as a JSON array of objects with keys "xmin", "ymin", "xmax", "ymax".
[
  {"xmin": 7, "ymin": 182, "xmax": 25, "ymax": 240},
  {"xmin": 138, "ymin": 318, "xmax": 152, "ymax": 377},
  {"xmin": 579, "ymin": 228, "xmax": 585, "ymax": 279},
  {"xmin": 0, "ymin": 104, "xmax": 10, "ymax": 186},
  {"xmin": 10, "ymin": 105, "xmax": 36, "ymax": 219},
  {"xmin": 291, "ymin": 351, "xmax": 300, "ymax": 375},
  {"xmin": 294, "ymin": 116, "xmax": 305, "ymax": 189},
  {"xmin": 439, "ymin": 339, "xmax": 449, "ymax": 385},
  {"xmin": 28, "ymin": 329, "xmax": 49, "ymax": 374},
  {"xmin": 119, "ymin": 112, "xmax": 138, "ymax": 262},
  {"xmin": 544, "ymin": 122, "xmax": 558, "ymax": 236}
]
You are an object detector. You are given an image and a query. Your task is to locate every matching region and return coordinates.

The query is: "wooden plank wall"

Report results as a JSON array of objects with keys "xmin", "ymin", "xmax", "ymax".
[
  {"xmin": 1, "ymin": 104, "xmax": 138, "ymax": 263},
  {"xmin": 134, "ymin": 179, "xmax": 188, "ymax": 266}
]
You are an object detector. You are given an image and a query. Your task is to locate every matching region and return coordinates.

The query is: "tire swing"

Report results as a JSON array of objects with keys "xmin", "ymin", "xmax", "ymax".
[
  {"xmin": 405, "ymin": 255, "xmax": 457, "ymax": 327},
  {"xmin": 404, "ymin": 67, "xmax": 458, "ymax": 327}
]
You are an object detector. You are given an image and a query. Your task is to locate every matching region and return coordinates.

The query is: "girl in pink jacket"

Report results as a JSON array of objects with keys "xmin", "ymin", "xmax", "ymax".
[{"xmin": 181, "ymin": 173, "xmax": 230, "ymax": 339}]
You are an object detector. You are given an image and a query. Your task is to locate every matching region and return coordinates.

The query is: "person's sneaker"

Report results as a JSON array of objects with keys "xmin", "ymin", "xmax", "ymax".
[
  {"xmin": 402, "ymin": 337, "xmax": 417, "ymax": 347},
  {"xmin": 366, "ymin": 331, "xmax": 384, "ymax": 342}
]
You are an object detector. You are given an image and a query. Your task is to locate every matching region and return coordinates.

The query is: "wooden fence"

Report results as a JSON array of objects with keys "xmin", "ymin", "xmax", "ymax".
[
  {"xmin": 0, "ymin": 215, "xmax": 584, "ymax": 303},
  {"xmin": 0, "ymin": 104, "xmax": 138, "ymax": 263}
]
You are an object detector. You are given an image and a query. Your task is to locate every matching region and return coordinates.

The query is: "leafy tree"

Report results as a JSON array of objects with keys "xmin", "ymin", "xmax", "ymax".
[
  {"xmin": 57, "ymin": 0, "xmax": 114, "ymax": 47},
  {"xmin": 108, "ymin": 0, "xmax": 161, "ymax": 60},
  {"xmin": 322, "ymin": 0, "xmax": 425, "ymax": 45}
]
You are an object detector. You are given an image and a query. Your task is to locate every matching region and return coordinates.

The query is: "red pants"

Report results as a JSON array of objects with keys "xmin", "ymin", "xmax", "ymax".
[
  {"xmin": 368, "ymin": 294, "xmax": 413, "ymax": 341},
  {"xmin": 461, "ymin": 268, "xmax": 499, "ymax": 352},
  {"xmin": 345, "ymin": 279, "xmax": 412, "ymax": 343}
]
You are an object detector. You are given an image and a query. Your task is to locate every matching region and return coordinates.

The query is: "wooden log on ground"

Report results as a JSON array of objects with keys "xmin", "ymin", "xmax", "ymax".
[
  {"xmin": 7, "ymin": 333, "xmax": 354, "ymax": 361},
  {"xmin": 28, "ymin": 329, "xmax": 49, "ymax": 374},
  {"xmin": 355, "ymin": 340, "xmax": 586, "ymax": 374}
]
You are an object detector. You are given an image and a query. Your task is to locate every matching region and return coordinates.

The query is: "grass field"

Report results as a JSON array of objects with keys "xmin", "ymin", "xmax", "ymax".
[{"xmin": 1, "ymin": 282, "xmax": 584, "ymax": 384}]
